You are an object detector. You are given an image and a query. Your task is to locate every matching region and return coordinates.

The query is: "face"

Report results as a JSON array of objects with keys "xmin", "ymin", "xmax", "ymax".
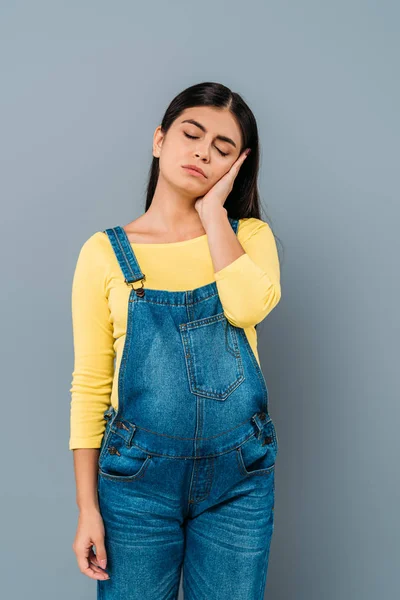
[{"xmin": 152, "ymin": 106, "xmax": 244, "ymax": 196}]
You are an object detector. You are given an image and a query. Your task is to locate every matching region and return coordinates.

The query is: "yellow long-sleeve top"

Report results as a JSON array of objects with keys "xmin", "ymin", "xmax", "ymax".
[{"xmin": 69, "ymin": 217, "xmax": 281, "ymax": 450}]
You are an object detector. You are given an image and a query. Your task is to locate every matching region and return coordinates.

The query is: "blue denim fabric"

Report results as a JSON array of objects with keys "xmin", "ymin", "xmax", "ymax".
[{"xmin": 97, "ymin": 217, "xmax": 279, "ymax": 600}]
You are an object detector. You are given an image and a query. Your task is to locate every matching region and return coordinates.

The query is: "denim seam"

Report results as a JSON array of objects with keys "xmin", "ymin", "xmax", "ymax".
[
  {"xmin": 236, "ymin": 445, "xmax": 276, "ymax": 477},
  {"xmin": 190, "ymin": 456, "xmax": 215, "ymax": 503},
  {"xmin": 189, "ymin": 456, "xmax": 200, "ymax": 502},
  {"xmin": 182, "ymin": 311, "xmax": 227, "ymax": 329},
  {"xmin": 117, "ymin": 289, "xmax": 135, "ymax": 419},
  {"xmin": 113, "ymin": 227, "xmax": 143, "ymax": 282},
  {"xmin": 130, "ymin": 431, "xmax": 256, "ymax": 460},
  {"xmin": 98, "ymin": 455, "xmax": 152, "ymax": 481},
  {"xmin": 237, "ymin": 327, "xmax": 269, "ymax": 409},
  {"xmin": 128, "ymin": 292, "xmax": 219, "ymax": 307}
]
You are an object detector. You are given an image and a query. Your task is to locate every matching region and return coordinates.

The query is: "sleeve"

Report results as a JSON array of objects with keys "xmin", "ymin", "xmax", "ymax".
[
  {"xmin": 69, "ymin": 233, "xmax": 115, "ymax": 450},
  {"xmin": 214, "ymin": 218, "xmax": 281, "ymax": 328}
]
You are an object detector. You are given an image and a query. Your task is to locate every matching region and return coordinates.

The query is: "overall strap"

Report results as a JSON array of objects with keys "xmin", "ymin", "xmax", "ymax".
[
  {"xmin": 228, "ymin": 216, "xmax": 239, "ymax": 234},
  {"xmin": 103, "ymin": 226, "xmax": 146, "ymax": 296},
  {"xmin": 104, "ymin": 218, "xmax": 239, "ymax": 298}
]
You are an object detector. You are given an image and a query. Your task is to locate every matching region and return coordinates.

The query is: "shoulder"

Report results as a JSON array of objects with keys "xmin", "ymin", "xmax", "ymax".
[
  {"xmin": 237, "ymin": 217, "xmax": 274, "ymax": 243},
  {"xmin": 75, "ymin": 230, "xmax": 115, "ymax": 263},
  {"xmin": 72, "ymin": 231, "xmax": 118, "ymax": 283},
  {"xmin": 72, "ymin": 230, "xmax": 119, "ymax": 297}
]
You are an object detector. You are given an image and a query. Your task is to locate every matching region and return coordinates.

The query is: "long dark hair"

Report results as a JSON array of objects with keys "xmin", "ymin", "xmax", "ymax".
[{"xmin": 144, "ymin": 81, "xmax": 283, "ymax": 263}]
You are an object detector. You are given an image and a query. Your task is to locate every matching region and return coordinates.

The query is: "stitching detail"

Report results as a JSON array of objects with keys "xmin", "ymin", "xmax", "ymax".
[
  {"xmin": 236, "ymin": 445, "xmax": 275, "ymax": 477},
  {"xmin": 112, "ymin": 227, "xmax": 140, "ymax": 281}
]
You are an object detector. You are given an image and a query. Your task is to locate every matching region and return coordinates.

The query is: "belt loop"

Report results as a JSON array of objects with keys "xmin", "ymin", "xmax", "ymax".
[
  {"xmin": 112, "ymin": 419, "xmax": 137, "ymax": 447},
  {"xmin": 104, "ymin": 406, "xmax": 115, "ymax": 420},
  {"xmin": 251, "ymin": 412, "xmax": 267, "ymax": 438},
  {"xmin": 251, "ymin": 412, "xmax": 265, "ymax": 438},
  {"xmin": 127, "ymin": 424, "xmax": 137, "ymax": 447}
]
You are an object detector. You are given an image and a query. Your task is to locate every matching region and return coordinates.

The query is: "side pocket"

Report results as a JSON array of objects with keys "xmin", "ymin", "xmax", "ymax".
[
  {"xmin": 98, "ymin": 436, "xmax": 153, "ymax": 482},
  {"xmin": 236, "ymin": 420, "xmax": 278, "ymax": 477},
  {"xmin": 98, "ymin": 407, "xmax": 152, "ymax": 482}
]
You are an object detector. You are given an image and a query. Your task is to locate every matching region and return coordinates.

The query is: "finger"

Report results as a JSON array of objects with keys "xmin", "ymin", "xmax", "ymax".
[
  {"xmin": 92, "ymin": 539, "xmax": 108, "ymax": 571},
  {"xmin": 76, "ymin": 545, "xmax": 110, "ymax": 580},
  {"xmin": 89, "ymin": 561, "xmax": 110, "ymax": 577},
  {"xmin": 78, "ymin": 556, "xmax": 110, "ymax": 580},
  {"xmin": 224, "ymin": 150, "xmax": 250, "ymax": 183},
  {"xmin": 238, "ymin": 148, "xmax": 251, "ymax": 163},
  {"xmin": 230, "ymin": 148, "xmax": 251, "ymax": 172},
  {"xmin": 89, "ymin": 547, "xmax": 109, "ymax": 575}
]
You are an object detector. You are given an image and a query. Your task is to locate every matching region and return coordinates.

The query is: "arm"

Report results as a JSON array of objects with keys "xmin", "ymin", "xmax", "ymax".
[
  {"xmin": 69, "ymin": 233, "xmax": 114, "ymax": 580},
  {"xmin": 69, "ymin": 233, "xmax": 115, "ymax": 451},
  {"xmin": 206, "ymin": 211, "xmax": 281, "ymax": 328}
]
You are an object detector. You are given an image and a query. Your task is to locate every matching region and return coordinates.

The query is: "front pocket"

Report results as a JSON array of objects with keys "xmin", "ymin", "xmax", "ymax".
[
  {"xmin": 179, "ymin": 312, "xmax": 245, "ymax": 401},
  {"xmin": 236, "ymin": 420, "xmax": 278, "ymax": 477},
  {"xmin": 98, "ymin": 432, "xmax": 152, "ymax": 481}
]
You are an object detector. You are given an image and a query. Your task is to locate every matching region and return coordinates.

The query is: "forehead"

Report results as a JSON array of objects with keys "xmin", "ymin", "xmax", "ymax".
[{"xmin": 176, "ymin": 106, "xmax": 242, "ymax": 144}]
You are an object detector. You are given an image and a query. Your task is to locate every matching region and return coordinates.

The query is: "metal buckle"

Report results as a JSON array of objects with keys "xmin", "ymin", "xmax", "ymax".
[
  {"xmin": 125, "ymin": 275, "xmax": 146, "ymax": 297},
  {"xmin": 104, "ymin": 406, "xmax": 115, "ymax": 421}
]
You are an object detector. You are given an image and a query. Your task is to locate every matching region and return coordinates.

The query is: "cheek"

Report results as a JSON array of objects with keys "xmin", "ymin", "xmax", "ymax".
[
  {"xmin": 211, "ymin": 163, "xmax": 232, "ymax": 183},
  {"xmin": 158, "ymin": 149, "xmax": 178, "ymax": 174}
]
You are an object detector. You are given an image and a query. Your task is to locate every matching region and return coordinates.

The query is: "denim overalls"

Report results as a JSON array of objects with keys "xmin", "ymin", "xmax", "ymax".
[{"xmin": 97, "ymin": 217, "xmax": 279, "ymax": 600}]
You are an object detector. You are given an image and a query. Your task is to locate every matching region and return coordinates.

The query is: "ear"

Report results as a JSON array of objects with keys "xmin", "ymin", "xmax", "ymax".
[{"xmin": 152, "ymin": 125, "xmax": 164, "ymax": 158}]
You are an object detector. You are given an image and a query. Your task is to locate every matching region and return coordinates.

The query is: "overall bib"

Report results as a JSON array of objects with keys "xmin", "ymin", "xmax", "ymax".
[{"xmin": 97, "ymin": 217, "xmax": 279, "ymax": 600}]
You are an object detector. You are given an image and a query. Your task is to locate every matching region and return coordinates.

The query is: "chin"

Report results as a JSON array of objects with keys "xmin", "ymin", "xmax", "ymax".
[{"xmin": 179, "ymin": 173, "xmax": 207, "ymax": 189}]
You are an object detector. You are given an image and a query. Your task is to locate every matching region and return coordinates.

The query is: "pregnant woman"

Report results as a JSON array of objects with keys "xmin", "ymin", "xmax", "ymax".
[{"xmin": 70, "ymin": 81, "xmax": 282, "ymax": 600}]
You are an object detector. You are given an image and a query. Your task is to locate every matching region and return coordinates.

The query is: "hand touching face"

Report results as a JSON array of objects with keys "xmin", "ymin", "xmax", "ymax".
[
  {"xmin": 153, "ymin": 105, "xmax": 248, "ymax": 197},
  {"xmin": 193, "ymin": 147, "xmax": 250, "ymax": 219}
]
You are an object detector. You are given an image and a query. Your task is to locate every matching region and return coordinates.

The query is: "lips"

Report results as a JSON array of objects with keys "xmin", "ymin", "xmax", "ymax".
[{"xmin": 182, "ymin": 165, "xmax": 207, "ymax": 178}]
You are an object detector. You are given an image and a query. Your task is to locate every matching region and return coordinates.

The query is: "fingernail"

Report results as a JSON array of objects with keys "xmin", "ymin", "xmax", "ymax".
[
  {"xmin": 100, "ymin": 559, "xmax": 107, "ymax": 568},
  {"xmin": 245, "ymin": 148, "xmax": 251, "ymax": 156}
]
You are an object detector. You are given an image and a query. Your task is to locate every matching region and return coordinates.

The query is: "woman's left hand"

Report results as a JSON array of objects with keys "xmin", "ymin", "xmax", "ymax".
[{"xmin": 194, "ymin": 148, "xmax": 251, "ymax": 222}]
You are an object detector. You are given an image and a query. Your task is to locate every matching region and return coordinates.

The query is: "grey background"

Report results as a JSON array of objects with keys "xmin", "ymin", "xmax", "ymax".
[{"xmin": 1, "ymin": 1, "xmax": 398, "ymax": 598}]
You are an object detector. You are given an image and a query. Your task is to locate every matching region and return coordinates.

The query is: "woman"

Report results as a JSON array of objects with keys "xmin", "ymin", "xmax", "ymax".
[{"xmin": 70, "ymin": 81, "xmax": 282, "ymax": 600}]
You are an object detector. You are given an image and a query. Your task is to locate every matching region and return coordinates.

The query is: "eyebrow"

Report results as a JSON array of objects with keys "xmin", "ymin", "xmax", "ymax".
[{"xmin": 180, "ymin": 119, "xmax": 237, "ymax": 149}]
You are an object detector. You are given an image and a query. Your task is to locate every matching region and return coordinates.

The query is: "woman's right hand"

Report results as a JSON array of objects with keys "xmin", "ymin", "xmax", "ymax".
[{"xmin": 72, "ymin": 508, "xmax": 110, "ymax": 580}]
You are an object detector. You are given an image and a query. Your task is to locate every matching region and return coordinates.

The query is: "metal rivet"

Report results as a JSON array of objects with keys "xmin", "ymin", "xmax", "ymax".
[
  {"xmin": 262, "ymin": 435, "xmax": 273, "ymax": 446},
  {"xmin": 108, "ymin": 446, "xmax": 121, "ymax": 456}
]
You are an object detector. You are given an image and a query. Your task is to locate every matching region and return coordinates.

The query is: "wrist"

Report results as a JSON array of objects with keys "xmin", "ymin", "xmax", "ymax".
[
  {"xmin": 78, "ymin": 502, "xmax": 101, "ymax": 515},
  {"xmin": 201, "ymin": 205, "xmax": 227, "ymax": 230}
]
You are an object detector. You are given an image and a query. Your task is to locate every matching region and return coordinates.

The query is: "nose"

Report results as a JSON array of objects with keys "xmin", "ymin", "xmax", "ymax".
[{"xmin": 194, "ymin": 144, "xmax": 210, "ymax": 162}]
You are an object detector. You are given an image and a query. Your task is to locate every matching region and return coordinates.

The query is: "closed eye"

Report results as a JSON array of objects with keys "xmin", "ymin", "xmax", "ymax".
[{"xmin": 183, "ymin": 132, "xmax": 229, "ymax": 157}]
